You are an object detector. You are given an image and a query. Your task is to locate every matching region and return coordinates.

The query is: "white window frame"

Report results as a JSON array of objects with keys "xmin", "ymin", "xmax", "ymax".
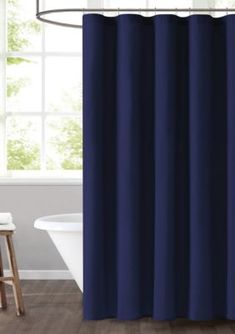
[{"xmin": 0, "ymin": 0, "xmax": 82, "ymax": 185}]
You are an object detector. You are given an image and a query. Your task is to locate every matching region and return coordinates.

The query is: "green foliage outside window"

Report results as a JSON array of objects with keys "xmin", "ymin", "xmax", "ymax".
[
  {"xmin": 6, "ymin": 0, "xmax": 83, "ymax": 171},
  {"xmin": 7, "ymin": 119, "xmax": 40, "ymax": 170},
  {"xmin": 47, "ymin": 119, "xmax": 83, "ymax": 170}
]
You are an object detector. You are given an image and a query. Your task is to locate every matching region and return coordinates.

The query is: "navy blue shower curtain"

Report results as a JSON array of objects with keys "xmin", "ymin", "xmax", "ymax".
[{"xmin": 83, "ymin": 14, "xmax": 235, "ymax": 320}]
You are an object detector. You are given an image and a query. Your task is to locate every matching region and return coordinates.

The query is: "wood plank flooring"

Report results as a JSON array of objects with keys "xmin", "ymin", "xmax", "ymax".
[{"xmin": 0, "ymin": 280, "xmax": 234, "ymax": 334}]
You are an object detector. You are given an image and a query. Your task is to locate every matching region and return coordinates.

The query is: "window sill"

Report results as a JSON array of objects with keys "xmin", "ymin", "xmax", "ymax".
[{"xmin": 0, "ymin": 178, "xmax": 83, "ymax": 186}]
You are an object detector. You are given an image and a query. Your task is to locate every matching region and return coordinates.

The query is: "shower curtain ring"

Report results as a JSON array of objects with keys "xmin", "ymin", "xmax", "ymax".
[
  {"xmin": 118, "ymin": 7, "xmax": 120, "ymax": 15},
  {"xmin": 226, "ymin": 7, "xmax": 228, "ymax": 15}
]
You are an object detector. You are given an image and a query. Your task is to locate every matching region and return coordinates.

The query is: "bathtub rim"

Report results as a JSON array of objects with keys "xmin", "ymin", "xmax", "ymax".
[{"xmin": 34, "ymin": 213, "xmax": 83, "ymax": 232}]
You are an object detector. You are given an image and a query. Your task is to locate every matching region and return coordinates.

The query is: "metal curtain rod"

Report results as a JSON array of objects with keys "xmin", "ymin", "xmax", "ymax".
[{"xmin": 36, "ymin": 1, "xmax": 235, "ymax": 28}]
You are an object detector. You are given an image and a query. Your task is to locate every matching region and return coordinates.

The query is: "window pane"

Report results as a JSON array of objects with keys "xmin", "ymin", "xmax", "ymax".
[
  {"xmin": 46, "ymin": 116, "xmax": 82, "ymax": 170},
  {"xmin": 43, "ymin": 0, "xmax": 86, "ymax": 28},
  {"xmin": 6, "ymin": 117, "xmax": 41, "ymax": 170},
  {"xmin": 7, "ymin": 0, "xmax": 41, "ymax": 52},
  {"xmin": 0, "ymin": 59, "xmax": 3, "ymax": 114},
  {"xmin": 7, "ymin": 57, "xmax": 41, "ymax": 112},
  {"xmin": 45, "ymin": 57, "xmax": 82, "ymax": 113},
  {"xmin": 0, "ymin": 99, "xmax": 4, "ymax": 174},
  {"xmin": 44, "ymin": 0, "xmax": 87, "ymax": 10},
  {"xmin": 45, "ymin": 25, "xmax": 82, "ymax": 52},
  {"xmin": 104, "ymin": 0, "xmax": 148, "ymax": 8},
  {"xmin": 146, "ymin": 0, "xmax": 193, "ymax": 7}
]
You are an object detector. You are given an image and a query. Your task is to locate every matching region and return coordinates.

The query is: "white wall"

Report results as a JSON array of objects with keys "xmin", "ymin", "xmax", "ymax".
[{"xmin": 0, "ymin": 185, "xmax": 82, "ymax": 275}]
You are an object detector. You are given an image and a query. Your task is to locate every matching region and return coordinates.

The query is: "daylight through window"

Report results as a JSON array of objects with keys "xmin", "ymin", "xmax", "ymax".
[{"xmin": 0, "ymin": 0, "xmax": 83, "ymax": 179}]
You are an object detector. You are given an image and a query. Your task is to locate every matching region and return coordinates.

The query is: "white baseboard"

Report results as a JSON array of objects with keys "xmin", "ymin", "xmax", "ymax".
[{"xmin": 4, "ymin": 269, "xmax": 73, "ymax": 280}]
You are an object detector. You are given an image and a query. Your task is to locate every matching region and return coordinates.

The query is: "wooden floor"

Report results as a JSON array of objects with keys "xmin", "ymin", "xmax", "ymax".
[{"xmin": 0, "ymin": 280, "xmax": 235, "ymax": 334}]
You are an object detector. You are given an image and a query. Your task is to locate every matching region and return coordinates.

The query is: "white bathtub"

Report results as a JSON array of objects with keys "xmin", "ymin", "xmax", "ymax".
[{"xmin": 34, "ymin": 213, "xmax": 83, "ymax": 292}]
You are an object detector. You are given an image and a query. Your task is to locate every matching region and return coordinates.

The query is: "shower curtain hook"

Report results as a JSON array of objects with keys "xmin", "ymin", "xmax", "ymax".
[
  {"xmin": 155, "ymin": 7, "xmax": 156, "ymax": 15},
  {"xmin": 189, "ymin": 7, "xmax": 191, "ymax": 16},
  {"xmin": 226, "ymin": 7, "xmax": 228, "ymax": 15},
  {"xmin": 118, "ymin": 7, "xmax": 120, "ymax": 15}
]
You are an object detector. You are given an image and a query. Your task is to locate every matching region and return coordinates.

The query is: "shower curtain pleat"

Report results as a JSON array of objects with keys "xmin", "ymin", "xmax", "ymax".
[
  {"xmin": 188, "ymin": 17, "xmax": 214, "ymax": 319},
  {"xmin": 153, "ymin": 17, "xmax": 179, "ymax": 319},
  {"xmin": 153, "ymin": 16, "xmax": 190, "ymax": 320},
  {"xmin": 83, "ymin": 17, "xmax": 118, "ymax": 317},
  {"xmin": 83, "ymin": 14, "xmax": 235, "ymax": 320},
  {"xmin": 226, "ymin": 16, "xmax": 235, "ymax": 318},
  {"xmin": 116, "ymin": 16, "xmax": 155, "ymax": 319}
]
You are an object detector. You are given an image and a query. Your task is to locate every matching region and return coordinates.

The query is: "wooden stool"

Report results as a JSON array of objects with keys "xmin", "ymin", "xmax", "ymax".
[{"xmin": 0, "ymin": 223, "xmax": 25, "ymax": 316}]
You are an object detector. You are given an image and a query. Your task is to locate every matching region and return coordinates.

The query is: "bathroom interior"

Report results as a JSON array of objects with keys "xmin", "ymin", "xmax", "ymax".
[{"xmin": 1, "ymin": 0, "xmax": 235, "ymax": 333}]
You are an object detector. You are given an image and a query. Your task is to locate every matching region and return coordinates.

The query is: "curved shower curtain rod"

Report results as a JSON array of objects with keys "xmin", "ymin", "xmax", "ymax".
[{"xmin": 36, "ymin": 0, "xmax": 235, "ymax": 28}]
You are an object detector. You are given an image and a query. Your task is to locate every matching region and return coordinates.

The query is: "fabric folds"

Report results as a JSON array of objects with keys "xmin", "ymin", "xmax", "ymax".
[{"xmin": 83, "ymin": 14, "xmax": 235, "ymax": 320}]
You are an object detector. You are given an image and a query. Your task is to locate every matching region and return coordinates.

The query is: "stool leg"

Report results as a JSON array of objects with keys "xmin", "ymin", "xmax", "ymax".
[
  {"xmin": 0, "ymin": 245, "xmax": 7, "ymax": 310},
  {"xmin": 5, "ymin": 234, "xmax": 25, "ymax": 316}
]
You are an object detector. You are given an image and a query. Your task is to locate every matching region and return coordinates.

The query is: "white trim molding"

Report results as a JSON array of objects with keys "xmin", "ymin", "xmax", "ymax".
[
  {"xmin": 0, "ymin": 177, "xmax": 82, "ymax": 185},
  {"xmin": 4, "ymin": 269, "xmax": 73, "ymax": 280}
]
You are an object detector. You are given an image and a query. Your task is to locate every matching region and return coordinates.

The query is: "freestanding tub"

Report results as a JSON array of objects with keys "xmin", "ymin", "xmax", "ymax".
[{"xmin": 34, "ymin": 213, "xmax": 83, "ymax": 292}]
